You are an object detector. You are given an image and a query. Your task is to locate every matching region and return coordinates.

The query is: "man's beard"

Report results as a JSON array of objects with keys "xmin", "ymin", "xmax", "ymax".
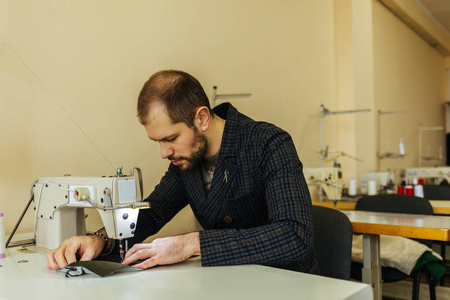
[{"xmin": 169, "ymin": 129, "xmax": 208, "ymax": 171}]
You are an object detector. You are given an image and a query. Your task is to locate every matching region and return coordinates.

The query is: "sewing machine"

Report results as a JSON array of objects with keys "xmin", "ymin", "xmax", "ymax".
[
  {"xmin": 360, "ymin": 171, "xmax": 395, "ymax": 195},
  {"xmin": 303, "ymin": 167, "xmax": 343, "ymax": 202},
  {"xmin": 33, "ymin": 167, "xmax": 149, "ymax": 259},
  {"xmin": 405, "ymin": 167, "xmax": 450, "ymax": 185}
]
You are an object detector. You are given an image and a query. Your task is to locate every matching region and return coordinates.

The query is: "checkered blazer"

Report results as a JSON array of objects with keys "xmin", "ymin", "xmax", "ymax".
[{"xmin": 131, "ymin": 103, "xmax": 319, "ymax": 274}]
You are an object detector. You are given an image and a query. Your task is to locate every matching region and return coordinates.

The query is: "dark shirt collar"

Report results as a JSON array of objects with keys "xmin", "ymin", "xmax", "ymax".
[{"xmin": 213, "ymin": 103, "xmax": 239, "ymax": 159}]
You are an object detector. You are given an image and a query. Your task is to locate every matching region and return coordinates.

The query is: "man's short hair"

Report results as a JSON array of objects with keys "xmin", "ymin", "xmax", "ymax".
[{"xmin": 137, "ymin": 70, "xmax": 213, "ymax": 127}]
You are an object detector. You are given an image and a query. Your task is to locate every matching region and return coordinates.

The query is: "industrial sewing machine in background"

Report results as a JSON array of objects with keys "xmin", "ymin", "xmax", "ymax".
[
  {"xmin": 33, "ymin": 167, "xmax": 149, "ymax": 260},
  {"xmin": 405, "ymin": 167, "xmax": 450, "ymax": 185},
  {"xmin": 303, "ymin": 167, "xmax": 343, "ymax": 206}
]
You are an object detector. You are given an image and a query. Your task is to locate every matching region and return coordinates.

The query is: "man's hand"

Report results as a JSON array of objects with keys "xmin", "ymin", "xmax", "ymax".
[
  {"xmin": 46, "ymin": 235, "xmax": 105, "ymax": 270},
  {"xmin": 122, "ymin": 232, "xmax": 200, "ymax": 269}
]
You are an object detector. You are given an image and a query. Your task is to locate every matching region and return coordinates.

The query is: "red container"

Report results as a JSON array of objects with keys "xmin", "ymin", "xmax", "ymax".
[
  {"xmin": 397, "ymin": 186, "xmax": 405, "ymax": 194},
  {"xmin": 405, "ymin": 186, "xmax": 414, "ymax": 196}
]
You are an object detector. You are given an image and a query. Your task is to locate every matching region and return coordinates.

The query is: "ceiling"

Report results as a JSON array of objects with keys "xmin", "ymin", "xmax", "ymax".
[{"xmin": 415, "ymin": 0, "xmax": 450, "ymax": 36}]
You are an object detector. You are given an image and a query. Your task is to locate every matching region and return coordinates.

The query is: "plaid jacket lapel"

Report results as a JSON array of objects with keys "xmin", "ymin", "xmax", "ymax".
[
  {"xmin": 200, "ymin": 159, "xmax": 238, "ymax": 229},
  {"xmin": 181, "ymin": 167, "xmax": 207, "ymax": 205},
  {"xmin": 197, "ymin": 103, "xmax": 240, "ymax": 229}
]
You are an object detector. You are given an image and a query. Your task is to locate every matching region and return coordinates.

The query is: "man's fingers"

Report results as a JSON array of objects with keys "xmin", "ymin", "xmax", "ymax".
[
  {"xmin": 122, "ymin": 249, "xmax": 147, "ymax": 265},
  {"xmin": 131, "ymin": 257, "xmax": 158, "ymax": 269},
  {"xmin": 64, "ymin": 243, "xmax": 80, "ymax": 265},
  {"xmin": 123, "ymin": 248, "xmax": 153, "ymax": 265},
  {"xmin": 46, "ymin": 251, "xmax": 60, "ymax": 270},
  {"xmin": 53, "ymin": 249, "xmax": 69, "ymax": 269},
  {"xmin": 124, "ymin": 243, "xmax": 149, "ymax": 260},
  {"xmin": 45, "ymin": 235, "xmax": 105, "ymax": 271},
  {"xmin": 79, "ymin": 248, "xmax": 97, "ymax": 261}
]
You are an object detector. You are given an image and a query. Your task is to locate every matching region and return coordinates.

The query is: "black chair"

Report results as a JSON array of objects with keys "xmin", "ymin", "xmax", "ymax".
[
  {"xmin": 312, "ymin": 205, "xmax": 353, "ymax": 280},
  {"xmin": 423, "ymin": 184, "xmax": 450, "ymax": 285},
  {"xmin": 350, "ymin": 194, "xmax": 436, "ymax": 300},
  {"xmin": 423, "ymin": 185, "xmax": 450, "ymax": 200}
]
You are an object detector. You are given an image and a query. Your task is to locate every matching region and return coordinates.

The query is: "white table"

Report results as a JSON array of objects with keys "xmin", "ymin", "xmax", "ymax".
[
  {"xmin": 0, "ymin": 246, "xmax": 372, "ymax": 300},
  {"xmin": 341, "ymin": 210, "xmax": 450, "ymax": 300}
]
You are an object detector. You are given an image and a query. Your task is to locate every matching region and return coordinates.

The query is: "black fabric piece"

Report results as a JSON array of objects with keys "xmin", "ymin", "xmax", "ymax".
[{"xmin": 64, "ymin": 260, "xmax": 142, "ymax": 277}]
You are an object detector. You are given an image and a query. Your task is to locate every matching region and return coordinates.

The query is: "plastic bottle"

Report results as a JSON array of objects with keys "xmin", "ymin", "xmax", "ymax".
[
  {"xmin": 414, "ymin": 178, "xmax": 424, "ymax": 198},
  {"xmin": 349, "ymin": 178, "xmax": 357, "ymax": 196},
  {"xmin": 399, "ymin": 139, "xmax": 405, "ymax": 155},
  {"xmin": 397, "ymin": 178, "xmax": 406, "ymax": 194},
  {"xmin": 0, "ymin": 212, "xmax": 5, "ymax": 259}
]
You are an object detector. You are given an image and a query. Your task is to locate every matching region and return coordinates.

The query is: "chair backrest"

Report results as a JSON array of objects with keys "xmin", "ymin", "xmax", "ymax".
[
  {"xmin": 312, "ymin": 206, "xmax": 353, "ymax": 280},
  {"xmin": 355, "ymin": 194, "xmax": 433, "ymax": 215},
  {"xmin": 355, "ymin": 194, "xmax": 434, "ymax": 247},
  {"xmin": 423, "ymin": 185, "xmax": 450, "ymax": 200}
]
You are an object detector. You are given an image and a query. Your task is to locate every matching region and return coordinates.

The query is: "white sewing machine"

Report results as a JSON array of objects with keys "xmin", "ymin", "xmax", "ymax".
[
  {"xmin": 405, "ymin": 167, "xmax": 450, "ymax": 185},
  {"xmin": 33, "ymin": 167, "xmax": 149, "ymax": 258},
  {"xmin": 360, "ymin": 171, "xmax": 395, "ymax": 195},
  {"xmin": 303, "ymin": 167, "xmax": 343, "ymax": 202}
]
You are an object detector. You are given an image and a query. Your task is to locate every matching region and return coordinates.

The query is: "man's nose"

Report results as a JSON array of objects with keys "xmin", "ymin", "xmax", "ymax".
[{"xmin": 160, "ymin": 142, "xmax": 174, "ymax": 159}]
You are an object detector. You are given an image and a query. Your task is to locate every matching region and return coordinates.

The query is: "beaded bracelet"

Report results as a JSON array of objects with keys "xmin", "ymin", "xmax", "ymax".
[
  {"xmin": 87, "ymin": 229, "xmax": 115, "ymax": 256},
  {"xmin": 86, "ymin": 231, "xmax": 108, "ymax": 242}
]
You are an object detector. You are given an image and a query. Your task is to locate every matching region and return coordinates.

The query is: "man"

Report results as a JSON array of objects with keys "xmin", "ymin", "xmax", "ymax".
[{"xmin": 46, "ymin": 70, "xmax": 319, "ymax": 274}]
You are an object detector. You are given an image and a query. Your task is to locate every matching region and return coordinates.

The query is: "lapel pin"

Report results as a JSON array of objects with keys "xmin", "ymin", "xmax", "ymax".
[{"xmin": 223, "ymin": 170, "xmax": 229, "ymax": 183}]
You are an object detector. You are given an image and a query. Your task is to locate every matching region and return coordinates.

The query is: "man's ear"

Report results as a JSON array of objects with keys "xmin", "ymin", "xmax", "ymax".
[{"xmin": 194, "ymin": 106, "xmax": 210, "ymax": 132}]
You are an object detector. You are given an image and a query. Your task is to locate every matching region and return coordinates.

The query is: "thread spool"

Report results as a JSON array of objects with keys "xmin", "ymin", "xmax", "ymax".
[
  {"xmin": 349, "ymin": 178, "xmax": 357, "ymax": 196},
  {"xmin": 368, "ymin": 180, "xmax": 377, "ymax": 196},
  {"xmin": 0, "ymin": 212, "xmax": 5, "ymax": 259},
  {"xmin": 399, "ymin": 139, "xmax": 405, "ymax": 155},
  {"xmin": 414, "ymin": 185, "xmax": 424, "ymax": 198},
  {"xmin": 405, "ymin": 185, "xmax": 414, "ymax": 196}
]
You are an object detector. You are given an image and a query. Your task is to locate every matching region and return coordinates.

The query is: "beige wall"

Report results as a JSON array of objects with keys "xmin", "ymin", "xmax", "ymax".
[
  {"xmin": 0, "ymin": 0, "xmax": 335, "ymax": 238},
  {"xmin": 373, "ymin": 0, "xmax": 446, "ymax": 177},
  {"xmin": 0, "ymin": 0, "xmax": 448, "ymax": 241}
]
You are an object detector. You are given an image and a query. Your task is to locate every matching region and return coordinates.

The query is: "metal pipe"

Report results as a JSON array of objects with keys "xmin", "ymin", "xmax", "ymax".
[
  {"xmin": 212, "ymin": 86, "xmax": 251, "ymax": 107},
  {"xmin": 319, "ymin": 104, "xmax": 371, "ymax": 166}
]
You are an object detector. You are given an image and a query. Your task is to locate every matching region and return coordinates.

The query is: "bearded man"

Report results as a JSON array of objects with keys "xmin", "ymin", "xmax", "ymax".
[{"xmin": 46, "ymin": 70, "xmax": 319, "ymax": 275}]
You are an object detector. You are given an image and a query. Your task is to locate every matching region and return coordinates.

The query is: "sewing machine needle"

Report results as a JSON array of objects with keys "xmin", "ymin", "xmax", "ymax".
[{"xmin": 119, "ymin": 240, "xmax": 124, "ymax": 263}]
